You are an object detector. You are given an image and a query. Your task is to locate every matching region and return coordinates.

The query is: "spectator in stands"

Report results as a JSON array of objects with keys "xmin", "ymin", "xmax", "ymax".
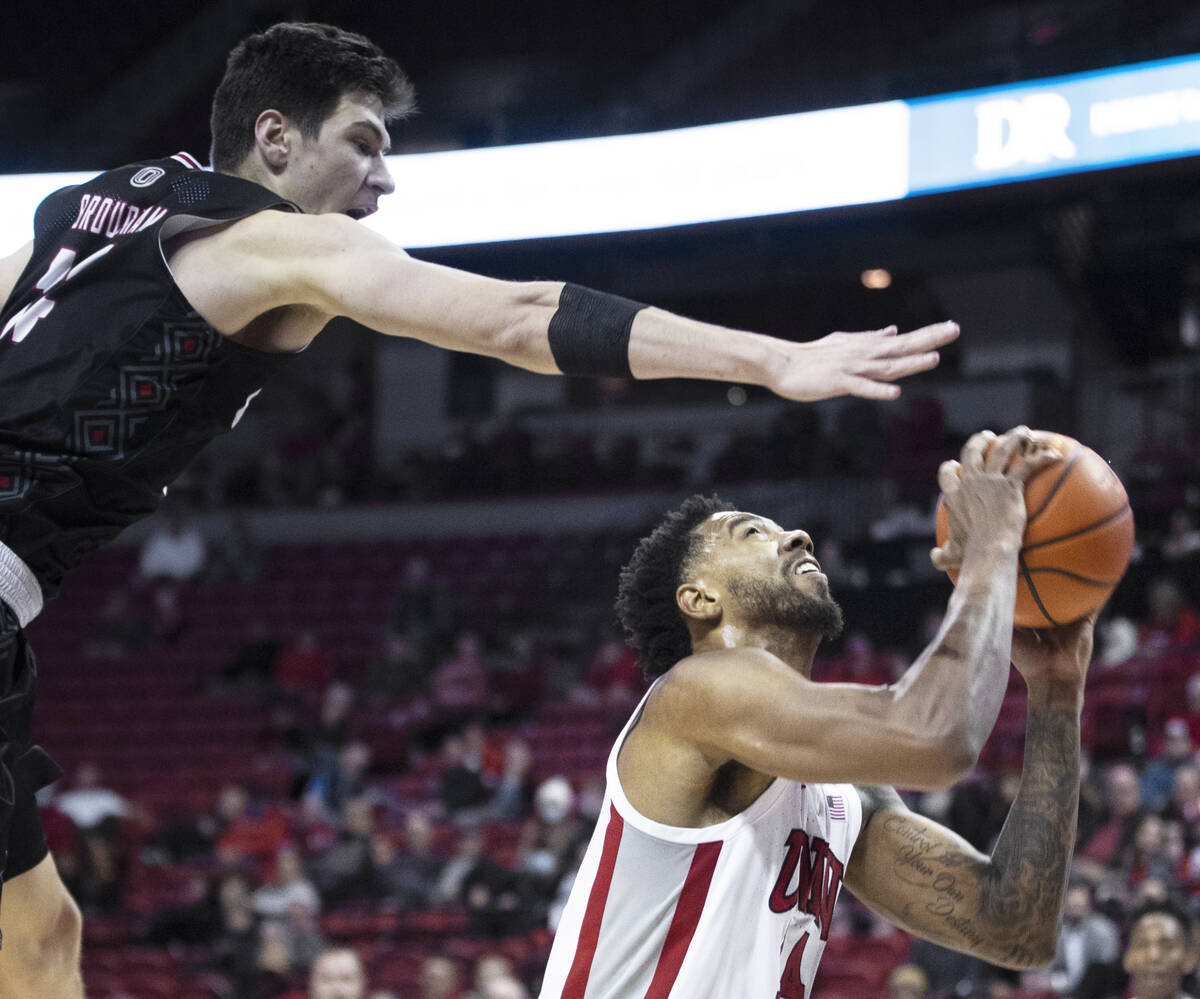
[
  {"xmin": 887, "ymin": 964, "xmax": 929, "ymax": 999},
  {"xmin": 490, "ymin": 739, "xmax": 534, "ymax": 821},
  {"xmin": 310, "ymin": 797, "xmax": 376, "ymax": 906},
  {"xmin": 253, "ymin": 844, "xmax": 321, "ymax": 925},
  {"xmin": 306, "ymin": 946, "xmax": 367, "ymax": 999},
  {"xmin": 1178, "ymin": 674, "xmax": 1200, "ymax": 745},
  {"xmin": 421, "ymin": 955, "xmax": 466, "ymax": 999},
  {"xmin": 470, "ymin": 955, "xmax": 518, "ymax": 998},
  {"xmin": 53, "ymin": 762, "xmax": 129, "ymax": 835},
  {"xmin": 279, "ymin": 899, "xmax": 326, "ymax": 974},
  {"xmin": 277, "ymin": 628, "xmax": 335, "ymax": 690},
  {"xmin": 434, "ymin": 827, "xmax": 487, "ymax": 906},
  {"xmin": 138, "ymin": 507, "xmax": 208, "ymax": 581},
  {"xmin": 1141, "ymin": 577, "xmax": 1200, "ymax": 650},
  {"xmin": 216, "ymin": 783, "xmax": 291, "ymax": 867},
  {"xmin": 1122, "ymin": 900, "xmax": 1197, "ymax": 999},
  {"xmin": 142, "ymin": 872, "xmax": 222, "ymax": 946},
  {"xmin": 430, "ymin": 631, "xmax": 488, "ymax": 723},
  {"xmin": 944, "ymin": 768, "xmax": 1019, "ymax": 853},
  {"xmin": 1162, "ymin": 509, "xmax": 1200, "ymax": 563},
  {"xmin": 1126, "ymin": 815, "xmax": 1178, "ymax": 888},
  {"xmin": 461, "ymin": 842, "xmax": 525, "ymax": 939},
  {"xmin": 210, "ymin": 871, "xmax": 261, "ymax": 996},
  {"xmin": 1078, "ymin": 762, "xmax": 1145, "ymax": 879},
  {"xmin": 1048, "ymin": 882, "xmax": 1121, "ymax": 996},
  {"xmin": 309, "ymin": 740, "xmax": 375, "ymax": 819},
  {"xmin": 480, "ymin": 980, "xmax": 528, "ymax": 999},
  {"xmin": 257, "ymin": 919, "xmax": 300, "ymax": 996},
  {"xmin": 436, "ymin": 731, "xmax": 492, "ymax": 822},
  {"xmin": 1097, "ymin": 609, "xmax": 1140, "ymax": 667},
  {"xmin": 517, "ymin": 776, "xmax": 584, "ymax": 905},
  {"xmin": 1144, "ymin": 719, "xmax": 1195, "ymax": 810},
  {"xmin": 372, "ymin": 810, "xmax": 443, "ymax": 909}
]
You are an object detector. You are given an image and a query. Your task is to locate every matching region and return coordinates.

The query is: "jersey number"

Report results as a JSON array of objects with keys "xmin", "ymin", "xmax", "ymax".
[
  {"xmin": 776, "ymin": 934, "xmax": 809, "ymax": 999},
  {"xmin": 1, "ymin": 244, "xmax": 114, "ymax": 344}
]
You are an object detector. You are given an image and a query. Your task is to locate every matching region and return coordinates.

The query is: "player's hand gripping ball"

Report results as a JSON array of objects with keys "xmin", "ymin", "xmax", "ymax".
[{"xmin": 934, "ymin": 430, "xmax": 1134, "ymax": 627}]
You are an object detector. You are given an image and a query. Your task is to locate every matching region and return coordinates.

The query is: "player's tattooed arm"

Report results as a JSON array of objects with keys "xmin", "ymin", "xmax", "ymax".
[{"xmin": 844, "ymin": 699, "xmax": 1080, "ymax": 969}]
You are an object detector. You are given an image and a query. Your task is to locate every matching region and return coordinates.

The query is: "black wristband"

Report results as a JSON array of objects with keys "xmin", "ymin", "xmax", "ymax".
[{"xmin": 547, "ymin": 283, "xmax": 645, "ymax": 379}]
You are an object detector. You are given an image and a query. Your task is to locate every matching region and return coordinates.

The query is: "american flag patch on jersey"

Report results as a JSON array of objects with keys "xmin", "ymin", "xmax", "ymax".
[{"xmin": 826, "ymin": 794, "xmax": 846, "ymax": 820}]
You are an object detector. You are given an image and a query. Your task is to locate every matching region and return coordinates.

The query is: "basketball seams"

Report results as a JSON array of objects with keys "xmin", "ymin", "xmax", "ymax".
[
  {"xmin": 1019, "ymin": 503, "xmax": 1132, "ymax": 553},
  {"xmin": 1019, "ymin": 553, "xmax": 1058, "ymax": 627},
  {"xmin": 1023, "ymin": 444, "xmax": 1082, "ymax": 528},
  {"xmin": 1022, "ymin": 567, "xmax": 1126, "ymax": 586}
]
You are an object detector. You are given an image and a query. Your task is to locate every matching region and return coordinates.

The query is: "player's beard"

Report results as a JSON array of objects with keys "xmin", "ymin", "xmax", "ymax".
[{"xmin": 727, "ymin": 575, "xmax": 844, "ymax": 640}]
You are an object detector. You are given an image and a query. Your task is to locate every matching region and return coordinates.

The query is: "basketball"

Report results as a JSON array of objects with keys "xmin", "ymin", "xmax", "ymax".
[{"xmin": 934, "ymin": 431, "xmax": 1134, "ymax": 628}]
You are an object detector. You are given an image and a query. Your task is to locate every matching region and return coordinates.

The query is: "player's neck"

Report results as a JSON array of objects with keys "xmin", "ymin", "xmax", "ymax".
[
  {"xmin": 697, "ymin": 624, "xmax": 820, "ymax": 677},
  {"xmin": 226, "ymin": 158, "xmax": 285, "ymax": 199}
]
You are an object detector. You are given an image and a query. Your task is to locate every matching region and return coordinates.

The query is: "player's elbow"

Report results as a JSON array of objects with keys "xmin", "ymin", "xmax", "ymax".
[
  {"xmin": 890, "ymin": 715, "xmax": 978, "ymax": 789},
  {"xmin": 491, "ymin": 282, "xmax": 562, "ymax": 373}
]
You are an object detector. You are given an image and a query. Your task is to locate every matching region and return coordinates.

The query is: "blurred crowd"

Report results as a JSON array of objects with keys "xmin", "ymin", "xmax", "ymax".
[{"xmin": 31, "ymin": 413, "xmax": 1200, "ymax": 997}]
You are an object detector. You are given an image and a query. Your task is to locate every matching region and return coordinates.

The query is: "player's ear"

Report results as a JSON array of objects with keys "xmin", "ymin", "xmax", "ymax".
[
  {"xmin": 254, "ymin": 109, "xmax": 291, "ymax": 170},
  {"xmin": 677, "ymin": 581, "xmax": 720, "ymax": 622}
]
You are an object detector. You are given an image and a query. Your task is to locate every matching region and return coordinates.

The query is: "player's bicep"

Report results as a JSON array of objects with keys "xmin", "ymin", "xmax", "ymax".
[
  {"xmin": 659, "ymin": 654, "xmax": 968, "ymax": 788},
  {"xmin": 276, "ymin": 215, "xmax": 556, "ymax": 360},
  {"xmin": 845, "ymin": 794, "xmax": 997, "ymax": 956}
]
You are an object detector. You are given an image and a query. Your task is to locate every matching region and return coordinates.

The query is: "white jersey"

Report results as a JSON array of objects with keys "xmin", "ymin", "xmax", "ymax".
[{"xmin": 539, "ymin": 685, "xmax": 864, "ymax": 999}]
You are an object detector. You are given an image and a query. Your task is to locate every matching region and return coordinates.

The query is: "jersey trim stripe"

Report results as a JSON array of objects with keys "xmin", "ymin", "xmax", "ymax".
[
  {"xmin": 171, "ymin": 151, "xmax": 203, "ymax": 170},
  {"xmin": 641, "ymin": 839, "xmax": 723, "ymax": 999},
  {"xmin": 561, "ymin": 804, "xmax": 625, "ymax": 999}
]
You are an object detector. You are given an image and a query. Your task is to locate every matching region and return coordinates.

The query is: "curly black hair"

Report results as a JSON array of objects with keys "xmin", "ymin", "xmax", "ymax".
[
  {"xmin": 211, "ymin": 21, "xmax": 416, "ymax": 171},
  {"xmin": 616, "ymin": 494, "xmax": 735, "ymax": 679}
]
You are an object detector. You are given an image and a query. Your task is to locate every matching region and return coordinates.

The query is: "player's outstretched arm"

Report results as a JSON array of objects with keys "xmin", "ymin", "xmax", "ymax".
[
  {"xmin": 179, "ymin": 211, "xmax": 958, "ymax": 401},
  {"xmin": 843, "ymin": 616, "xmax": 1091, "ymax": 969}
]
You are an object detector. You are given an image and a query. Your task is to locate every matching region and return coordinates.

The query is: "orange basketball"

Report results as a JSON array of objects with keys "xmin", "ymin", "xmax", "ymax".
[{"xmin": 934, "ymin": 431, "xmax": 1134, "ymax": 628}]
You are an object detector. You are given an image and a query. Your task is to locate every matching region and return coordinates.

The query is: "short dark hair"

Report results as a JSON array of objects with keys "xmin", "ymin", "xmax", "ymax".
[
  {"xmin": 210, "ymin": 21, "xmax": 416, "ymax": 171},
  {"xmin": 616, "ymin": 494, "xmax": 735, "ymax": 679},
  {"xmin": 1129, "ymin": 898, "xmax": 1194, "ymax": 940}
]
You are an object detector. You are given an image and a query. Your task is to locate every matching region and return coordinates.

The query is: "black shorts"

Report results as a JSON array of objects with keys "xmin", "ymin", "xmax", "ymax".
[{"xmin": 0, "ymin": 603, "xmax": 63, "ymax": 881}]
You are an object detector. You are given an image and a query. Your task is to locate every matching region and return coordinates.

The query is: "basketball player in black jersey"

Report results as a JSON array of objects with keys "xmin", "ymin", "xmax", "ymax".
[{"xmin": 0, "ymin": 22, "xmax": 959, "ymax": 994}]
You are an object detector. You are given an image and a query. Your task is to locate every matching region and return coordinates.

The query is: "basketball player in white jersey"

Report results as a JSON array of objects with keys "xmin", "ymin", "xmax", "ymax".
[{"xmin": 541, "ymin": 427, "xmax": 1094, "ymax": 999}]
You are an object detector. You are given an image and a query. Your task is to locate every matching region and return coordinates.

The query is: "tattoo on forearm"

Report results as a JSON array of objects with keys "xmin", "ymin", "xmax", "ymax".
[{"xmin": 883, "ymin": 706, "xmax": 1079, "ymax": 967}]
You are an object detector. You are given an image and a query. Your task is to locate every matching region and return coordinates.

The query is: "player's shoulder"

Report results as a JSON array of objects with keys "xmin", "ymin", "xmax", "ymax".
[
  {"xmin": 654, "ymin": 647, "xmax": 792, "ymax": 707},
  {"xmin": 199, "ymin": 209, "xmax": 370, "ymax": 258}
]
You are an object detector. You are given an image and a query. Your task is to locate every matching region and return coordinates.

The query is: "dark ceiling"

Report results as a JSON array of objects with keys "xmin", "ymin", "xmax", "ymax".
[
  {"xmin": 5, "ymin": 1, "xmax": 1200, "ymax": 373},
  {"xmin": 5, "ymin": 1, "xmax": 1200, "ymax": 170}
]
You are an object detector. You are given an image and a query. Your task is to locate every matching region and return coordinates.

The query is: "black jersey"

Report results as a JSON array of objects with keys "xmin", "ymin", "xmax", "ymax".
[{"xmin": 0, "ymin": 153, "xmax": 301, "ymax": 597}]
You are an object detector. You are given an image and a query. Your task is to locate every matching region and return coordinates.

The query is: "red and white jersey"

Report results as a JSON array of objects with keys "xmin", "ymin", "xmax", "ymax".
[{"xmin": 539, "ymin": 685, "xmax": 864, "ymax": 999}]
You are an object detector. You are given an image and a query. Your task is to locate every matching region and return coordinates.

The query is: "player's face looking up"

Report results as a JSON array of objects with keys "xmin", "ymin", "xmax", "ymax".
[
  {"xmin": 263, "ymin": 91, "xmax": 396, "ymax": 217},
  {"xmin": 683, "ymin": 511, "xmax": 843, "ymax": 640},
  {"xmin": 1124, "ymin": 913, "xmax": 1193, "ymax": 999}
]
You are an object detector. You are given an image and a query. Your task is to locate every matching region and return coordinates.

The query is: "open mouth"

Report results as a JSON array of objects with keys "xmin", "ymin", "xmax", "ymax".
[
  {"xmin": 344, "ymin": 207, "xmax": 371, "ymax": 220},
  {"xmin": 790, "ymin": 557, "xmax": 822, "ymax": 578}
]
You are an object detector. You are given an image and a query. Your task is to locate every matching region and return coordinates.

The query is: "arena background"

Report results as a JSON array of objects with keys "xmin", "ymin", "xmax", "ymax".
[{"xmin": 3, "ymin": 3, "xmax": 1200, "ymax": 998}]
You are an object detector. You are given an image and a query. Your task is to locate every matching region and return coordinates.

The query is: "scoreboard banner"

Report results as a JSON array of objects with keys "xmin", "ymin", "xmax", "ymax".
[{"xmin": 2, "ymin": 53, "xmax": 1200, "ymax": 253}]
